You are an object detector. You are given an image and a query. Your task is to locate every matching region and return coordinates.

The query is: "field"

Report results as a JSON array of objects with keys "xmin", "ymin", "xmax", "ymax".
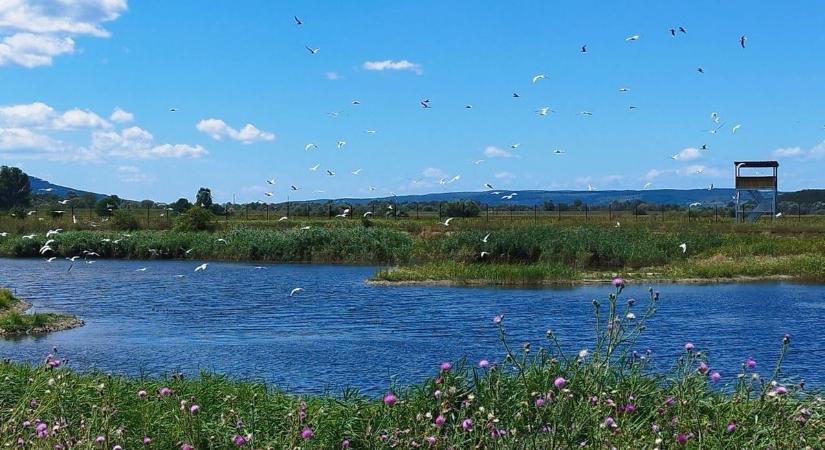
[
  {"xmin": 1, "ymin": 285, "xmax": 821, "ymax": 449},
  {"xmin": 3, "ymin": 211, "xmax": 825, "ymax": 284}
]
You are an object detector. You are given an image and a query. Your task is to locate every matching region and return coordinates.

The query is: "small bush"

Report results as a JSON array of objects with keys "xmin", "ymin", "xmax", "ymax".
[
  {"xmin": 174, "ymin": 207, "xmax": 216, "ymax": 232},
  {"xmin": 110, "ymin": 210, "xmax": 141, "ymax": 231}
]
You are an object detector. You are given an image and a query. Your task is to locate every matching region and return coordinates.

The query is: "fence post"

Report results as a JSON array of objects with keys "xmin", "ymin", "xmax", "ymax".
[
  {"xmin": 486, "ymin": 205, "xmax": 489, "ymax": 222},
  {"xmin": 609, "ymin": 204, "xmax": 612, "ymax": 221},
  {"xmin": 265, "ymin": 204, "xmax": 269, "ymax": 220},
  {"xmin": 534, "ymin": 205, "xmax": 537, "ymax": 222},
  {"xmin": 146, "ymin": 204, "xmax": 150, "ymax": 227},
  {"xmin": 585, "ymin": 204, "xmax": 588, "ymax": 222},
  {"xmin": 557, "ymin": 207, "xmax": 561, "ymax": 221}
]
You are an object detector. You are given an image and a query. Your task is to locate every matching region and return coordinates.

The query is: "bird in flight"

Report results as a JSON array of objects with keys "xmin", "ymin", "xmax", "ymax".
[
  {"xmin": 532, "ymin": 74, "xmax": 545, "ymax": 83},
  {"xmin": 625, "ymin": 34, "xmax": 640, "ymax": 41},
  {"xmin": 484, "ymin": 183, "xmax": 494, "ymax": 189},
  {"xmin": 689, "ymin": 202, "xmax": 702, "ymax": 208},
  {"xmin": 678, "ymin": 243, "xmax": 687, "ymax": 253},
  {"xmin": 351, "ymin": 169, "xmax": 362, "ymax": 175},
  {"xmin": 305, "ymin": 143, "xmax": 318, "ymax": 151},
  {"xmin": 536, "ymin": 107, "xmax": 552, "ymax": 116},
  {"xmin": 512, "ymin": 92, "xmax": 520, "ymax": 98},
  {"xmin": 194, "ymin": 263, "xmax": 209, "ymax": 272},
  {"xmin": 679, "ymin": 26, "xmax": 687, "ymax": 34},
  {"xmin": 510, "ymin": 143, "xmax": 520, "ymax": 150},
  {"xmin": 290, "ymin": 288, "xmax": 304, "ymax": 297},
  {"xmin": 697, "ymin": 67, "xmax": 705, "ymax": 74},
  {"xmin": 309, "ymin": 164, "xmax": 320, "ymax": 171},
  {"xmin": 618, "ymin": 87, "xmax": 630, "ymax": 93},
  {"xmin": 420, "ymin": 99, "xmax": 431, "ymax": 108},
  {"xmin": 707, "ymin": 183, "xmax": 714, "ymax": 191},
  {"xmin": 336, "ymin": 140, "xmax": 346, "ymax": 149},
  {"xmin": 472, "ymin": 159, "xmax": 485, "ymax": 165},
  {"xmin": 482, "ymin": 233, "xmax": 491, "ymax": 243},
  {"xmin": 644, "ymin": 182, "xmax": 652, "ymax": 189},
  {"xmin": 305, "ymin": 46, "xmax": 320, "ymax": 54},
  {"xmin": 439, "ymin": 218, "xmax": 454, "ymax": 227},
  {"xmin": 740, "ymin": 35, "xmax": 747, "ymax": 48},
  {"xmin": 480, "ymin": 251, "xmax": 490, "ymax": 258},
  {"xmin": 732, "ymin": 124, "xmax": 742, "ymax": 134},
  {"xmin": 670, "ymin": 28, "xmax": 676, "ymax": 36},
  {"xmin": 326, "ymin": 170, "xmax": 336, "ymax": 176},
  {"xmin": 266, "ymin": 178, "xmax": 277, "ymax": 185},
  {"xmin": 169, "ymin": 108, "xmax": 178, "ymax": 112},
  {"xmin": 553, "ymin": 149, "xmax": 566, "ymax": 154},
  {"xmin": 581, "ymin": 44, "xmax": 587, "ymax": 53},
  {"xmin": 294, "ymin": 16, "xmax": 303, "ymax": 25}
]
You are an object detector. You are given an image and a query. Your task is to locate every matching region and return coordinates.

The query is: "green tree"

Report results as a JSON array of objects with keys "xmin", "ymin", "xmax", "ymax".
[
  {"xmin": 174, "ymin": 206, "xmax": 216, "ymax": 232},
  {"xmin": 171, "ymin": 197, "xmax": 192, "ymax": 213},
  {"xmin": 0, "ymin": 166, "xmax": 31, "ymax": 210},
  {"xmin": 196, "ymin": 187, "xmax": 213, "ymax": 208},
  {"xmin": 95, "ymin": 195, "xmax": 121, "ymax": 217}
]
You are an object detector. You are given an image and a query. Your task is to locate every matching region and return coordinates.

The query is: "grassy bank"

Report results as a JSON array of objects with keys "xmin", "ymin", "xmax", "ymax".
[
  {"xmin": 2, "ymin": 221, "xmax": 825, "ymax": 283},
  {"xmin": 0, "ymin": 289, "xmax": 82, "ymax": 336},
  {"xmin": 1, "ymin": 286, "xmax": 821, "ymax": 448}
]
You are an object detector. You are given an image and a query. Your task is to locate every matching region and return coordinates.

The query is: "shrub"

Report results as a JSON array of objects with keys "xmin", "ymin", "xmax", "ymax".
[
  {"xmin": 173, "ymin": 207, "xmax": 216, "ymax": 232},
  {"xmin": 110, "ymin": 210, "xmax": 141, "ymax": 231}
]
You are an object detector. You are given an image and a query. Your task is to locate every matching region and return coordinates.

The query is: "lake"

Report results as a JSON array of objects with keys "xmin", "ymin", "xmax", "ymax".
[{"xmin": 1, "ymin": 258, "xmax": 823, "ymax": 394}]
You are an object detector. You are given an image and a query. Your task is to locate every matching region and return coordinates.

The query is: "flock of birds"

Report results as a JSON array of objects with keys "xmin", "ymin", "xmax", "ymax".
[{"xmin": 207, "ymin": 16, "xmax": 757, "ymax": 207}]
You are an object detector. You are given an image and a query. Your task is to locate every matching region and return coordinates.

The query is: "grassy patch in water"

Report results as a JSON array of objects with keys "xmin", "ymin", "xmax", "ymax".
[
  {"xmin": 0, "ymin": 286, "xmax": 821, "ymax": 448},
  {"xmin": 0, "ymin": 289, "xmax": 80, "ymax": 336}
]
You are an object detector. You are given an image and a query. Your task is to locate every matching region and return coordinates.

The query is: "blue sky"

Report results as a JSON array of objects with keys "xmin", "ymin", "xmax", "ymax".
[{"xmin": 1, "ymin": 0, "xmax": 824, "ymax": 203}]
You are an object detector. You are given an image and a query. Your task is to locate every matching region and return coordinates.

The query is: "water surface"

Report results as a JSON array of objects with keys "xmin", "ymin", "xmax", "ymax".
[{"xmin": 1, "ymin": 259, "xmax": 822, "ymax": 394}]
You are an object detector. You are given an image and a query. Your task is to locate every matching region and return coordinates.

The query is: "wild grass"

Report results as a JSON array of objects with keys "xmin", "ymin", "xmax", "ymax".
[
  {"xmin": 1, "ymin": 285, "xmax": 821, "ymax": 448},
  {"xmin": 0, "ymin": 289, "xmax": 78, "ymax": 335}
]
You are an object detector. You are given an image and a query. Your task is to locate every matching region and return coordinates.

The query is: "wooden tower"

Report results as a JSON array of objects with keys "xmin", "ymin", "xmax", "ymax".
[{"xmin": 734, "ymin": 161, "xmax": 778, "ymax": 223}]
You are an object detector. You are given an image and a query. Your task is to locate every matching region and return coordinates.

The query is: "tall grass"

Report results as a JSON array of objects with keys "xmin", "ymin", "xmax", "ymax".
[{"xmin": 0, "ymin": 285, "xmax": 820, "ymax": 448}]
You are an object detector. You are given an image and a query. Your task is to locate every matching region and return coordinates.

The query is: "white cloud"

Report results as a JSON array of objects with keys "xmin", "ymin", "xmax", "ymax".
[
  {"xmin": 196, "ymin": 118, "xmax": 275, "ymax": 144},
  {"xmin": 362, "ymin": 59, "xmax": 422, "ymax": 74},
  {"xmin": 673, "ymin": 147, "xmax": 702, "ymax": 161},
  {"xmin": 483, "ymin": 145, "xmax": 513, "ymax": 158},
  {"xmin": 0, "ymin": 0, "xmax": 128, "ymax": 67},
  {"xmin": 53, "ymin": 108, "xmax": 110, "ymax": 129},
  {"xmin": 0, "ymin": 127, "xmax": 60, "ymax": 151},
  {"xmin": 494, "ymin": 171, "xmax": 516, "ymax": 182},
  {"xmin": 93, "ymin": 126, "xmax": 206, "ymax": 159},
  {"xmin": 422, "ymin": 167, "xmax": 446, "ymax": 178},
  {"xmin": 0, "ymin": 102, "xmax": 109, "ymax": 129},
  {"xmin": 645, "ymin": 169, "xmax": 663, "ymax": 180},
  {"xmin": 109, "ymin": 107, "xmax": 134, "ymax": 123},
  {"xmin": 116, "ymin": 165, "xmax": 153, "ymax": 183},
  {"xmin": 325, "ymin": 71, "xmax": 339, "ymax": 80},
  {"xmin": 773, "ymin": 141, "xmax": 825, "ymax": 160}
]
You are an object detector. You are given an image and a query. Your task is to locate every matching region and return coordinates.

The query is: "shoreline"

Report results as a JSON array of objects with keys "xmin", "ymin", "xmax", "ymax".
[
  {"xmin": 367, "ymin": 273, "xmax": 802, "ymax": 287},
  {"xmin": 0, "ymin": 296, "xmax": 84, "ymax": 337}
]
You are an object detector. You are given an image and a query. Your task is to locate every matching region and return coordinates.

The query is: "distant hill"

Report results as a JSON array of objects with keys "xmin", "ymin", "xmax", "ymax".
[
  {"xmin": 779, "ymin": 190, "xmax": 825, "ymax": 204},
  {"xmin": 29, "ymin": 176, "xmax": 106, "ymax": 200},
  {"xmin": 307, "ymin": 188, "xmax": 739, "ymax": 207}
]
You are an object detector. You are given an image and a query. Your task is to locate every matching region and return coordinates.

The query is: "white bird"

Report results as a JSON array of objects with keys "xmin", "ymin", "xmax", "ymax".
[
  {"xmin": 46, "ymin": 257, "xmax": 56, "ymax": 262},
  {"xmin": 502, "ymin": 194, "xmax": 517, "ymax": 200},
  {"xmin": 366, "ymin": 130, "xmax": 377, "ymax": 134},
  {"xmin": 58, "ymin": 200, "xmax": 70, "ymax": 205},
  {"xmin": 216, "ymin": 238, "xmax": 228, "ymax": 244},
  {"xmin": 579, "ymin": 111, "xmax": 593, "ymax": 116},
  {"xmin": 707, "ymin": 183, "xmax": 714, "ymax": 191},
  {"xmin": 194, "ymin": 263, "xmax": 209, "ymax": 272},
  {"xmin": 264, "ymin": 192, "xmax": 274, "ymax": 197},
  {"xmin": 136, "ymin": 267, "xmax": 147, "ymax": 272},
  {"xmin": 484, "ymin": 183, "xmax": 494, "ymax": 190},
  {"xmin": 39, "ymin": 188, "xmax": 54, "ymax": 192},
  {"xmin": 39, "ymin": 245, "xmax": 52, "ymax": 255},
  {"xmin": 368, "ymin": 186, "xmax": 377, "ymax": 191},
  {"xmin": 266, "ymin": 178, "xmax": 277, "ymax": 185},
  {"xmin": 536, "ymin": 107, "xmax": 551, "ymax": 116},
  {"xmin": 532, "ymin": 74, "xmax": 546, "ymax": 83},
  {"xmin": 22, "ymin": 234, "xmax": 36, "ymax": 240},
  {"xmin": 510, "ymin": 143, "xmax": 520, "ymax": 150},
  {"xmin": 290, "ymin": 287, "xmax": 304, "ymax": 297},
  {"xmin": 305, "ymin": 143, "xmax": 318, "ymax": 151},
  {"xmin": 643, "ymin": 182, "xmax": 652, "ymax": 189},
  {"xmin": 618, "ymin": 87, "xmax": 630, "ymax": 93},
  {"xmin": 326, "ymin": 170, "xmax": 336, "ymax": 176},
  {"xmin": 678, "ymin": 243, "xmax": 687, "ymax": 253},
  {"xmin": 695, "ymin": 168, "xmax": 705, "ymax": 174},
  {"xmin": 625, "ymin": 34, "xmax": 640, "ymax": 41},
  {"xmin": 363, "ymin": 211, "xmax": 373, "ymax": 217},
  {"xmin": 278, "ymin": 216, "xmax": 288, "ymax": 222},
  {"xmin": 300, "ymin": 225, "xmax": 311, "ymax": 230},
  {"xmin": 472, "ymin": 160, "xmax": 485, "ymax": 165},
  {"xmin": 0, "ymin": 232, "xmax": 7, "ymax": 237},
  {"xmin": 351, "ymin": 169, "xmax": 362, "ymax": 175},
  {"xmin": 305, "ymin": 45, "xmax": 320, "ymax": 54},
  {"xmin": 775, "ymin": 212, "xmax": 782, "ymax": 218},
  {"xmin": 336, "ymin": 140, "xmax": 346, "ymax": 149},
  {"xmin": 480, "ymin": 251, "xmax": 490, "ymax": 258},
  {"xmin": 46, "ymin": 229, "xmax": 62, "ymax": 237},
  {"xmin": 309, "ymin": 164, "xmax": 320, "ymax": 171},
  {"xmin": 439, "ymin": 217, "xmax": 454, "ymax": 227},
  {"xmin": 67, "ymin": 256, "xmax": 80, "ymax": 261},
  {"xmin": 615, "ymin": 221, "xmax": 621, "ymax": 228},
  {"xmin": 689, "ymin": 202, "xmax": 702, "ymax": 207},
  {"xmin": 732, "ymin": 124, "xmax": 742, "ymax": 134},
  {"xmin": 447, "ymin": 175, "xmax": 460, "ymax": 183},
  {"xmin": 587, "ymin": 184, "xmax": 594, "ymax": 192},
  {"xmin": 553, "ymin": 149, "xmax": 565, "ymax": 154},
  {"xmin": 482, "ymin": 233, "xmax": 490, "ymax": 243}
]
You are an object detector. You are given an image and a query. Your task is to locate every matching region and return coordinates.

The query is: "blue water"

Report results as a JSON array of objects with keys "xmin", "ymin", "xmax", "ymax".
[{"xmin": 0, "ymin": 258, "xmax": 823, "ymax": 394}]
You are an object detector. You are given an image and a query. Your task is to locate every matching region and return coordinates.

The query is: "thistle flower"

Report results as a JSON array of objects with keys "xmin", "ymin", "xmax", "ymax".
[
  {"xmin": 698, "ymin": 362, "xmax": 709, "ymax": 374},
  {"xmin": 710, "ymin": 372, "xmax": 721, "ymax": 383},
  {"xmin": 383, "ymin": 393, "xmax": 397, "ymax": 406},
  {"xmin": 159, "ymin": 387, "xmax": 172, "ymax": 396},
  {"xmin": 478, "ymin": 359, "xmax": 489, "ymax": 369},
  {"xmin": 142, "ymin": 437, "xmax": 151, "ymax": 445},
  {"xmin": 493, "ymin": 315, "xmax": 502, "ymax": 325},
  {"xmin": 95, "ymin": 436, "xmax": 105, "ymax": 445},
  {"xmin": 535, "ymin": 397, "xmax": 545, "ymax": 407},
  {"xmin": 137, "ymin": 390, "xmax": 147, "ymax": 398},
  {"xmin": 35, "ymin": 422, "xmax": 48, "ymax": 438},
  {"xmin": 301, "ymin": 427, "xmax": 313, "ymax": 440},
  {"xmin": 726, "ymin": 422, "xmax": 736, "ymax": 433},
  {"xmin": 745, "ymin": 357, "xmax": 756, "ymax": 369},
  {"xmin": 181, "ymin": 445, "xmax": 193, "ymax": 450},
  {"xmin": 554, "ymin": 377, "xmax": 566, "ymax": 389},
  {"xmin": 684, "ymin": 342, "xmax": 694, "ymax": 351},
  {"xmin": 341, "ymin": 439, "xmax": 350, "ymax": 449},
  {"xmin": 440, "ymin": 362, "xmax": 452, "ymax": 372},
  {"xmin": 232, "ymin": 435, "xmax": 247, "ymax": 446},
  {"xmin": 434, "ymin": 415, "xmax": 446, "ymax": 427},
  {"xmin": 425, "ymin": 436, "xmax": 437, "ymax": 446},
  {"xmin": 190, "ymin": 404, "xmax": 200, "ymax": 414},
  {"xmin": 461, "ymin": 418, "xmax": 473, "ymax": 430},
  {"xmin": 676, "ymin": 433, "xmax": 689, "ymax": 445}
]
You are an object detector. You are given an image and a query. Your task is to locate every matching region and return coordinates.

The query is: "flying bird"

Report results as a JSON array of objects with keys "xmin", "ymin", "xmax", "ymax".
[
  {"xmin": 707, "ymin": 183, "xmax": 714, "ymax": 191},
  {"xmin": 697, "ymin": 67, "xmax": 705, "ymax": 74},
  {"xmin": 309, "ymin": 164, "xmax": 320, "ymax": 171},
  {"xmin": 740, "ymin": 35, "xmax": 747, "ymax": 48},
  {"xmin": 625, "ymin": 34, "xmax": 640, "ymax": 41},
  {"xmin": 194, "ymin": 263, "xmax": 209, "ymax": 272},
  {"xmin": 278, "ymin": 216, "xmax": 288, "ymax": 222},
  {"xmin": 336, "ymin": 140, "xmax": 346, "ymax": 149},
  {"xmin": 480, "ymin": 251, "xmax": 490, "ymax": 258},
  {"xmin": 351, "ymin": 169, "xmax": 362, "ymax": 175},
  {"xmin": 512, "ymin": 92, "xmax": 520, "ymax": 98},
  {"xmin": 304, "ymin": 143, "xmax": 318, "ymax": 151},
  {"xmin": 678, "ymin": 243, "xmax": 687, "ymax": 253},
  {"xmin": 644, "ymin": 182, "xmax": 652, "ymax": 189},
  {"xmin": 553, "ymin": 149, "xmax": 565, "ymax": 154},
  {"xmin": 290, "ymin": 288, "xmax": 304, "ymax": 297},
  {"xmin": 670, "ymin": 28, "xmax": 676, "ymax": 36},
  {"xmin": 326, "ymin": 170, "xmax": 336, "ymax": 176},
  {"xmin": 420, "ymin": 99, "xmax": 432, "ymax": 109},
  {"xmin": 536, "ymin": 107, "xmax": 551, "ymax": 116},
  {"xmin": 305, "ymin": 46, "xmax": 320, "ymax": 54},
  {"xmin": 532, "ymin": 74, "xmax": 545, "ymax": 83},
  {"xmin": 689, "ymin": 202, "xmax": 702, "ymax": 207},
  {"xmin": 266, "ymin": 178, "xmax": 277, "ymax": 185},
  {"xmin": 439, "ymin": 218, "xmax": 454, "ymax": 227},
  {"xmin": 484, "ymin": 183, "xmax": 494, "ymax": 189},
  {"xmin": 732, "ymin": 124, "xmax": 741, "ymax": 134},
  {"xmin": 679, "ymin": 26, "xmax": 687, "ymax": 34},
  {"xmin": 619, "ymin": 87, "xmax": 630, "ymax": 93},
  {"xmin": 482, "ymin": 233, "xmax": 490, "ymax": 243},
  {"xmin": 294, "ymin": 16, "xmax": 303, "ymax": 25},
  {"xmin": 580, "ymin": 44, "xmax": 587, "ymax": 53}
]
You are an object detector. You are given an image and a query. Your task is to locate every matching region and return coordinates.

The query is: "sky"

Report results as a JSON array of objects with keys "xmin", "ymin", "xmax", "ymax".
[{"xmin": 0, "ymin": 0, "xmax": 824, "ymax": 203}]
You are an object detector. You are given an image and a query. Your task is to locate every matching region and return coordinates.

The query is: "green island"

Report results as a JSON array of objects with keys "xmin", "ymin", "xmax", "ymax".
[
  {"xmin": 4, "ymin": 210, "xmax": 825, "ymax": 285},
  {"xmin": 0, "ymin": 289, "xmax": 83, "ymax": 336}
]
